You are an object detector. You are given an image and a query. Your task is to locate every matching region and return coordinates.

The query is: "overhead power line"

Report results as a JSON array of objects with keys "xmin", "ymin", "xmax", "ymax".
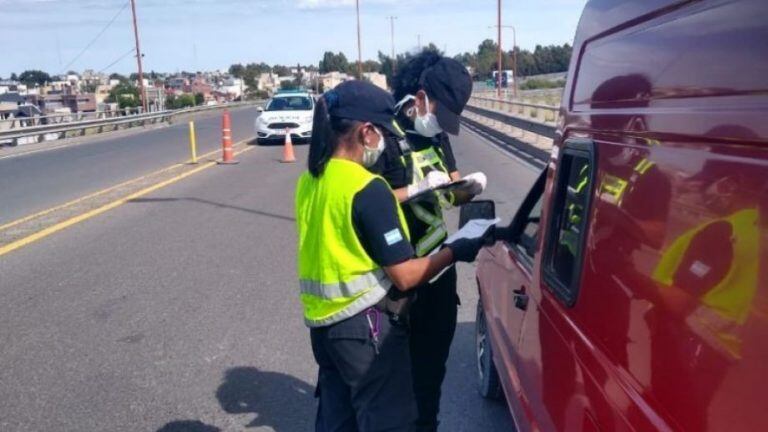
[
  {"xmin": 97, "ymin": 47, "xmax": 136, "ymax": 74},
  {"xmin": 61, "ymin": 0, "xmax": 130, "ymax": 73}
]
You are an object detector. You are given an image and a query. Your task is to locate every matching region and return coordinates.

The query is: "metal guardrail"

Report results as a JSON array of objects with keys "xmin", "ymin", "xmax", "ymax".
[
  {"xmin": 465, "ymin": 96, "xmax": 558, "ymax": 140},
  {"xmin": 0, "ymin": 107, "xmax": 144, "ymax": 130},
  {"xmin": 461, "ymin": 94, "xmax": 561, "ymax": 166},
  {"xmin": 468, "ymin": 95, "xmax": 559, "ymax": 123},
  {"xmin": 0, "ymin": 101, "xmax": 262, "ymax": 147}
]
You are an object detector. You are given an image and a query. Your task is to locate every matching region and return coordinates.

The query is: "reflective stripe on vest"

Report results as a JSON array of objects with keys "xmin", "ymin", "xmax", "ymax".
[
  {"xmin": 402, "ymin": 146, "xmax": 451, "ymax": 257},
  {"xmin": 300, "ymin": 270, "xmax": 393, "ymax": 327},
  {"xmin": 300, "ymin": 269, "xmax": 389, "ymax": 300},
  {"xmin": 295, "ymin": 159, "xmax": 410, "ymax": 327}
]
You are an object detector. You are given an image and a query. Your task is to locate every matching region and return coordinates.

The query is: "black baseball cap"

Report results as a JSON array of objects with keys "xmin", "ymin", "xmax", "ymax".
[
  {"xmin": 325, "ymin": 80, "xmax": 403, "ymax": 137},
  {"xmin": 420, "ymin": 58, "xmax": 472, "ymax": 135}
]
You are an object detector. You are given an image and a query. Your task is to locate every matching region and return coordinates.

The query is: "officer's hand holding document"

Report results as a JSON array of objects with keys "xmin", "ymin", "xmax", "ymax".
[
  {"xmin": 404, "ymin": 171, "xmax": 488, "ymax": 203},
  {"xmin": 429, "ymin": 218, "xmax": 500, "ymax": 281},
  {"xmin": 455, "ymin": 172, "xmax": 487, "ymax": 196},
  {"xmin": 443, "ymin": 218, "xmax": 500, "ymax": 249}
]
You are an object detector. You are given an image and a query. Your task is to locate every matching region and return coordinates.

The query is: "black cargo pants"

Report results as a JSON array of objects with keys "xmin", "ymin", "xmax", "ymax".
[
  {"xmin": 409, "ymin": 266, "xmax": 458, "ymax": 432},
  {"xmin": 311, "ymin": 308, "xmax": 417, "ymax": 432}
]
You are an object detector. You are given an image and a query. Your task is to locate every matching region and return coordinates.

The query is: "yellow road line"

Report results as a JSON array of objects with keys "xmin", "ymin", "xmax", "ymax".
[
  {"xmin": 0, "ymin": 145, "xmax": 255, "ymax": 258},
  {"xmin": 0, "ymin": 145, "xmax": 228, "ymax": 232}
]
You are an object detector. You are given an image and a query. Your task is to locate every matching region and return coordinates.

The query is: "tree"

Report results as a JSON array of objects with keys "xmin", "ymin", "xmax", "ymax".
[
  {"xmin": 362, "ymin": 60, "xmax": 381, "ymax": 73},
  {"xmin": 319, "ymin": 51, "xmax": 349, "ymax": 73},
  {"xmin": 239, "ymin": 62, "xmax": 271, "ymax": 95},
  {"xmin": 18, "ymin": 70, "xmax": 51, "ymax": 86},
  {"xmin": 378, "ymin": 51, "xmax": 396, "ymax": 86},
  {"xmin": 109, "ymin": 73, "xmax": 128, "ymax": 83},
  {"xmin": 272, "ymin": 65, "xmax": 291, "ymax": 77},
  {"xmin": 229, "ymin": 63, "xmax": 245, "ymax": 78},
  {"xmin": 512, "ymin": 47, "xmax": 536, "ymax": 77},
  {"xmin": 10, "ymin": 72, "xmax": 18, "ymax": 81},
  {"xmin": 280, "ymin": 78, "xmax": 302, "ymax": 91},
  {"xmin": 165, "ymin": 93, "xmax": 195, "ymax": 109},
  {"xmin": 194, "ymin": 92, "xmax": 205, "ymax": 106},
  {"xmin": 106, "ymin": 83, "xmax": 140, "ymax": 109}
]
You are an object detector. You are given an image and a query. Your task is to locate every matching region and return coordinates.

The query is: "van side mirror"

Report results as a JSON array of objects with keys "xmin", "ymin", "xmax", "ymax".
[
  {"xmin": 256, "ymin": 106, "xmax": 264, "ymax": 112},
  {"xmin": 459, "ymin": 200, "xmax": 496, "ymax": 229}
]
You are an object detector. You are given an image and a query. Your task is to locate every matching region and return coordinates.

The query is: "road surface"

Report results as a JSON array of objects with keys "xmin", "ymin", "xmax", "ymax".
[
  {"xmin": 0, "ymin": 107, "xmax": 259, "ymax": 225},
  {"xmin": 0, "ymin": 124, "xmax": 539, "ymax": 431}
]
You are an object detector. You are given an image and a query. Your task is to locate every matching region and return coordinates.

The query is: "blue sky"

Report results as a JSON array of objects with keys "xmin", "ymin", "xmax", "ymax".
[{"xmin": 0, "ymin": 0, "xmax": 587, "ymax": 77}]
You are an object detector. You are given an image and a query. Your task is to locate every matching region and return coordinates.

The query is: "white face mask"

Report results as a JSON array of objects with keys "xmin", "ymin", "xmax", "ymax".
[
  {"xmin": 412, "ymin": 93, "xmax": 443, "ymax": 137},
  {"xmin": 362, "ymin": 127, "xmax": 385, "ymax": 167}
]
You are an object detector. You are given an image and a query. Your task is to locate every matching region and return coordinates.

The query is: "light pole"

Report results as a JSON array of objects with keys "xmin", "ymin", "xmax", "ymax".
[
  {"xmin": 496, "ymin": 0, "xmax": 502, "ymax": 97},
  {"xmin": 387, "ymin": 16, "xmax": 397, "ymax": 74},
  {"xmin": 129, "ymin": 0, "xmax": 147, "ymax": 112},
  {"xmin": 356, "ymin": 0, "xmax": 363, "ymax": 80}
]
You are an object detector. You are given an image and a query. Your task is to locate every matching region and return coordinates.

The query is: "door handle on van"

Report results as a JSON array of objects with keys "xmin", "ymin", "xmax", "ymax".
[{"xmin": 513, "ymin": 287, "xmax": 529, "ymax": 311}]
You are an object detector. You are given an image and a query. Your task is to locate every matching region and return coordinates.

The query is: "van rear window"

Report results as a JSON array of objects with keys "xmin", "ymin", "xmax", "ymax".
[{"xmin": 543, "ymin": 140, "xmax": 595, "ymax": 306}]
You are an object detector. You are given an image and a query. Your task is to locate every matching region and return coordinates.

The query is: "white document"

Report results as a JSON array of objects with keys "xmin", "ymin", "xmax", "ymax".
[
  {"xmin": 444, "ymin": 218, "xmax": 500, "ymax": 245},
  {"xmin": 429, "ymin": 218, "xmax": 501, "ymax": 258},
  {"xmin": 426, "ymin": 218, "xmax": 500, "ymax": 282}
]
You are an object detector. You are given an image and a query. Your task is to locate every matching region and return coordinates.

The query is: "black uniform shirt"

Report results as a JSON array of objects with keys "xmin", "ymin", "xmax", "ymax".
[{"xmin": 351, "ymin": 178, "xmax": 414, "ymax": 266}]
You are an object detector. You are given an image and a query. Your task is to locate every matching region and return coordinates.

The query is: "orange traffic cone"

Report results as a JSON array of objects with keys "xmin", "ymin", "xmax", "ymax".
[
  {"xmin": 281, "ymin": 128, "xmax": 296, "ymax": 163},
  {"xmin": 218, "ymin": 110, "xmax": 239, "ymax": 165}
]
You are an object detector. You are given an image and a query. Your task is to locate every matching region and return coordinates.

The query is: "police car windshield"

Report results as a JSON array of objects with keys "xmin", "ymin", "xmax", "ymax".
[{"xmin": 266, "ymin": 96, "xmax": 313, "ymax": 111}]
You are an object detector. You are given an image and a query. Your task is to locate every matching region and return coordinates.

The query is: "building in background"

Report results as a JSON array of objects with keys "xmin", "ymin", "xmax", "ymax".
[
  {"xmin": 320, "ymin": 72, "xmax": 351, "ymax": 90},
  {"xmin": 145, "ymin": 87, "xmax": 165, "ymax": 111},
  {"xmin": 257, "ymin": 73, "xmax": 280, "ymax": 94},
  {"xmin": 62, "ymin": 93, "xmax": 97, "ymax": 113},
  {"xmin": 216, "ymin": 76, "xmax": 244, "ymax": 100},
  {"xmin": 362, "ymin": 72, "xmax": 387, "ymax": 90}
]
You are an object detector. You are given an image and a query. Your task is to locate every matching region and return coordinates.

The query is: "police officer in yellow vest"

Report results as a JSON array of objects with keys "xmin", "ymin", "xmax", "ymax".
[
  {"xmin": 368, "ymin": 53, "xmax": 486, "ymax": 432},
  {"xmin": 295, "ymin": 80, "xmax": 485, "ymax": 432}
]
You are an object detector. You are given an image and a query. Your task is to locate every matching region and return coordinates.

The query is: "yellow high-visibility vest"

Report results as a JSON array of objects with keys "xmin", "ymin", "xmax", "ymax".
[
  {"xmin": 402, "ymin": 146, "xmax": 452, "ymax": 257},
  {"xmin": 653, "ymin": 209, "xmax": 759, "ymax": 357},
  {"xmin": 295, "ymin": 158, "xmax": 410, "ymax": 327}
]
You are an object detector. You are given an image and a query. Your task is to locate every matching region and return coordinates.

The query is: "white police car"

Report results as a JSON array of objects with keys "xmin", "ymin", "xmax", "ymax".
[{"xmin": 254, "ymin": 90, "xmax": 314, "ymax": 144}]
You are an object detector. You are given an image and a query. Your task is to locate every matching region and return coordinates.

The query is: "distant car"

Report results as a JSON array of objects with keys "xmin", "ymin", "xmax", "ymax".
[{"xmin": 254, "ymin": 91, "xmax": 314, "ymax": 145}]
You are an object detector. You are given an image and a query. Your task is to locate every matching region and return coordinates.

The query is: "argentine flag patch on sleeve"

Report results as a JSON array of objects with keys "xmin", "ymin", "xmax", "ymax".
[{"xmin": 384, "ymin": 228, "xmax": 404, "ymax": 246}]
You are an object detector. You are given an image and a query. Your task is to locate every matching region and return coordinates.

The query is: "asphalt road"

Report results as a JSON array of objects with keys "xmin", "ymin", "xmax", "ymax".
[
  {"xmin": 0, "ymin": 107, "xmax": 260, "ymax": 225},
  {"xmin": 0, "ymin": 126, "xmax": 540, "ymax": 431}
]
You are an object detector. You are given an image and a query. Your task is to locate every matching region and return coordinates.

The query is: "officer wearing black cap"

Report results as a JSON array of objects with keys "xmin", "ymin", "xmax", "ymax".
[
  {"xmin": 295, "ymin": 80, "xmax": 485, "ymax": 432},
  {"xmin": 368, "ymin": 52, "xmax": 486, "ymax": 432}
]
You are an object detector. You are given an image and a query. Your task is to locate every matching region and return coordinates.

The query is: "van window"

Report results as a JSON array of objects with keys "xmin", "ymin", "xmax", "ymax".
[
  {"xmin": 506, "ymin": 170, "xmax": 546, "ymax": 266},
  {"xmin": 519, "ymin": 197, "xmax": 543, "ymax": 258},
  {"xmin": 543, "ymin": 141, "xmax": 594, "ymax": 306}
]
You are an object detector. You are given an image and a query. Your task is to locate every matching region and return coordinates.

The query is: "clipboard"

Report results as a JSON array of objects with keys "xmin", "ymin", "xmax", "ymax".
[{"xmin": 403, "ymin": 179, "xmax": 469, "ymax": 204}]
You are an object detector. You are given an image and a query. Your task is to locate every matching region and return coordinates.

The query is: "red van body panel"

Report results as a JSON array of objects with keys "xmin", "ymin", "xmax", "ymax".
[{"xmin": 476, "ymin": 0, "xmax": 768, "ymax": 431}]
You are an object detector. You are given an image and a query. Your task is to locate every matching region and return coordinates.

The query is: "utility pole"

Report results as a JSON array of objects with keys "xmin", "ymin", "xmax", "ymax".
[
  {"xmin": 387, "ymin": 16, "xmax": 397, "ymax": 74},
  {"xmin": 355, "ymin": 0, "xmax": 363, "ymax": 80},
  {"xmin": 496, "ymin": 0, "xmax": 502, "ymax": 97},
  {"xmin": 417, "ymin": 34, "xmax": 422, "ymax": 50},
  {"xmin": 129, "ymin": 0, "xmax": 147, "ymax": 112},
  {"xmin": 490, "ymin": 24, "xmax": 517, "ymax": 97}
]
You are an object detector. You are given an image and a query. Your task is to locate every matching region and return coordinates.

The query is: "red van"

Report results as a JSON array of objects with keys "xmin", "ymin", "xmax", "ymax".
[{"xmin": 469, "ymin": 0, "xmax": 768, "ymax": 430}]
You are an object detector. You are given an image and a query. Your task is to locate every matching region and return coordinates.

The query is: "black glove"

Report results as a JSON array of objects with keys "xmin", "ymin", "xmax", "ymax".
[{"xmin": 446, "ymin": 236, "xmax": 486, "ymax": 263}]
